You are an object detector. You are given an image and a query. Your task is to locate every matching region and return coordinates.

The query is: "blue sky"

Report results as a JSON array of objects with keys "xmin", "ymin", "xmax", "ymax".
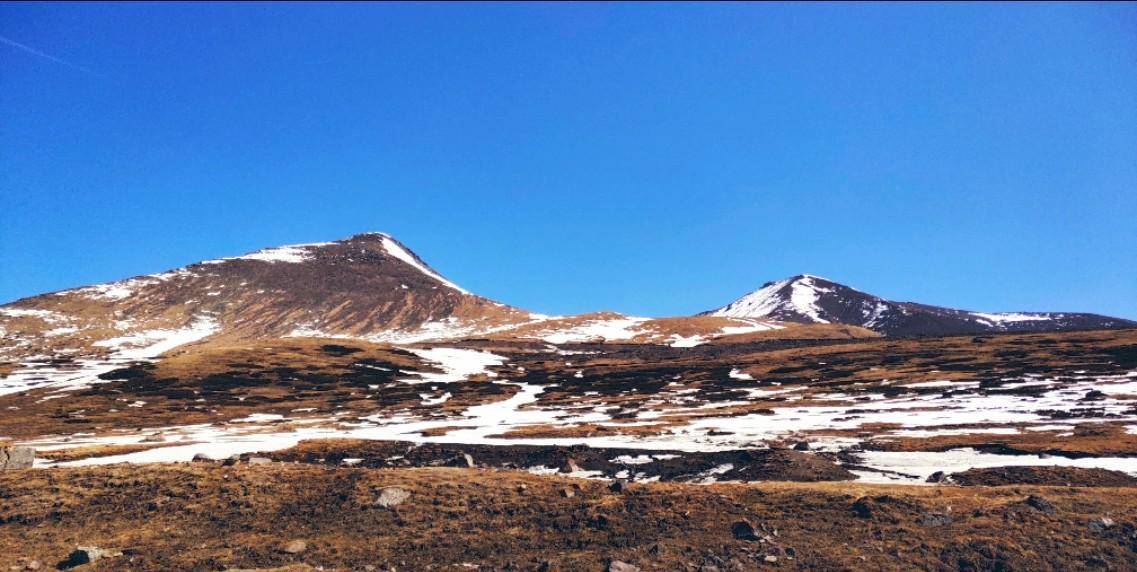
[{"xmin": 2, "ymin": 3, "xmax": 1135, "ymax": 318}]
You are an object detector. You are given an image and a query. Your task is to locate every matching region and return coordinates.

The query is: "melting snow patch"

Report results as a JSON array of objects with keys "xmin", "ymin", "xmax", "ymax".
[
  {"xmin": 203, "ymin": 242, "xmax": 330, "ymax": 265},
  {"xmin": 93, "ymin": 316, "xmax": 219, "ymax": 360},
  {"xmin": 0, "ymin": 307, "xmax": 68, "ymax": 322},
  {"xmin": 667, "ymin": 334, "xmax": 705, "ymax": 348},
  {"xmin": 612, "ymin": 454, "xmax": 655, "ymax": 465},
  {"xmin": 1, "ymin": 316, "xmax": 219, "ymax": 397},
  {"xmin": 970, "ymin": 312, "xmax": 1054, "ymax": 325},
  {"xmin": 540, "ymin": 316, "xmax": 650, "ymax": 344},
  {"xmin": 401, "ymin": 348, "xmax": 506, "ymax": 384},
  {"xmin": 728, "ymin": 368, "xmax": 754, "ymax": 381},
  {"xmin": 857, "ymin": 448, "xmax": 1137, "ymax": 482},
  {"xmin": 231, "ymin": 413, "xmax": 285, "ymax": 423}
]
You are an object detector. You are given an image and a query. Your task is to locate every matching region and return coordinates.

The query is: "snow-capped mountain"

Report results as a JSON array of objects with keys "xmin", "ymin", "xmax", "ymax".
[
  {"xmin": 0, "ymin": 233, "xmax": 533, "ymax": 360},
  {"xmin": 0, "ymin": 233, "xmax": 791, "ymax": 390},
  {"xmin": 702, "ymin": 274, "xmax": 1135, "ymax": 336},
  {"xmin": 0, "ymin": 233, "xmax": 794, "ymax": 396}
]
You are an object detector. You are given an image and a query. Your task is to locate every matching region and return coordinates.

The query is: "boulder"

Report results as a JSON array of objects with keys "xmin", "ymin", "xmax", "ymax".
[
  {"xmin": 0, "ymin": 445, "xmax": 34, "ymax": 469},
  {"xmin": 1024, "ymin": 495, "xmax": 1056, "ymax": 515},
  {"xmin": 280, "ymin": 539, "xmax": 308, "ymax": 554},
  {"xmin": 917, "ymin": 510, "xmax": 953, "ymax": 527},
  {"xmin": 608, "ymin": 561, "xmax": 640, "ymax": 572},
  {"xmin": 375, "ymin": 487, "xmax": 411, "ymax": 508},
  {"xmin": 58, "ymin": 546, "xmax": 122, "ymax": 570},
  {"xmin": 1082, "ymin": 389, "xmax": 1107, "ymax": 401},
  {"xmin": 731, "ymin": 520, "xmax": 760, "ymax": 541},
  {"xmin": 445, "ymin": 453, "xmax": 476, "ymax": 468},
  {"xmin": 247, "ymin": 457, "xmax": 273, "ymax": 465},
  {"xmin": 1089, "ymin": 516, "xmax": 1115, "ymax": 533},
  {"xmin": 558, "ymin": 487, "xmax": 575, "ymax": 498},
  {"xmin": 609, "ymin": 479, "xmax": 630, "ymax": 493},
  {"xmin": 558, "ymin": 458, "xmax": 583, "ymax": 474}
]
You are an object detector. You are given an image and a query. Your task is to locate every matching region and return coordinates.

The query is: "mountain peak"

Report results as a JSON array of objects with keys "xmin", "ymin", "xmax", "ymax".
[
  {"xmin": 0, "ymin": 232, "xmax": 533, "ymax": 366},
  {"xmin": 705, "ymin": 274, "xmax": 851, "ymax": 324},
  {"xmin": 703, "ymin": 275, "xmax": 1134, "ymax": 336}
]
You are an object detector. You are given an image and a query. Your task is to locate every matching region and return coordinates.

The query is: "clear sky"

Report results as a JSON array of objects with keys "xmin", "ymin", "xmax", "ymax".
[{"xmin": 2, "ymin": 3, "xmax": 1135, "ymax": 318}]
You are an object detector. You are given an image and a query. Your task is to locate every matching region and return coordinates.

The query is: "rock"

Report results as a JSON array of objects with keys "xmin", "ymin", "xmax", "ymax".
[
  {"xmin": 140, "ymin": 433, "xmax": 166, "ymax": 443},
  {"xmin": 851, "ymin": 495, "xmax": 919, "ymax": 523},
  {"xmin": 280, "ymin": 539, "xmax": 308, "ymax": 554},
  {"xmin": 0, "ymin": 446, "xmax": 34, "ymax": 469},
  {"xmin": 58, "ymin": 546, "xmax": 122, "ymax": 569},
  {"xmin": 446, "ymin": 453, "xmax": 476, "ymax": 468},
  {"xmin": 191, "ymin": 453, "xmax": 212, "ymax": 463},
  {"xmin": 764, "ymin": 555, "xmax": 779, "ymax": 563},
  {"xmin": 558, "ymin": 458, "xmax": 583, "ymax": 473},
  {"xmin": 1025, "ymin": 495, "xmax": 1056, "ymax": 515},
  {"xmin": 792, "ymin": 441, "xmax": 810, "ymax": 451},
  {"xmin": 609, "ymin": 479, "xmax": 630, "ymax": 493},
  {"xmin": 13, "ymin": 559, "xmax": 40, "ymax": 571},
  {"xmin": 247, "ymin": 457, "xmax": 272, "ymax": 465},
  {"xmin": 608, "ymin": 561, "xmax": 640, "ymax": 572},
  {"xmin": 926, "ymin": 471, "xmax": 947, "ymax": 484},
  {"xmin": 375, "ymin": 487, "xmax": 411, "ymax": 508},
  {"xmin": 559, "ymin": 487, "xmax": 575, "ymax": 498},
  {"xmin": 221, "ymin": 455, "xmax": 239, "ymax": 467},
  {"xmin": 1082, "ymin": 389, "xmax": 1107, "ymax": 401},
  {"xmin": 917, "ymin": 510, "xmax": 953, "ymax": 527},
  {"xmin": 731, "ymin": 520, "xmax": 760, "ymax": 541},
  {"xmin": 1089, "ymin": 516, "xmax": 1115, "ymax": 533}
]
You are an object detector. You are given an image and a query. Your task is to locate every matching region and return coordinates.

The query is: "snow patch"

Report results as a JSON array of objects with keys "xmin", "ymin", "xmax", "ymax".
[
  {"xmin": 203, "ymin": 242, "xmax": 330, "ymax": 265},
  {"xmin": 539, "ymin": 316, "xmax": 650, "ymax": 344},
  {"xmin": 380, "ymin": 235, "xmax": 469, "ymax": 294},
  {"xmin": 401, "ymin": 347, "xmax": 506, "ymax": 384}
]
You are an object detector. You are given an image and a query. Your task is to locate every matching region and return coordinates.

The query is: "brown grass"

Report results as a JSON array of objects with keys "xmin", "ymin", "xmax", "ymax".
[{"xmin": 0, "ymin": 464, "xmax": 1135, "ymax": 571}]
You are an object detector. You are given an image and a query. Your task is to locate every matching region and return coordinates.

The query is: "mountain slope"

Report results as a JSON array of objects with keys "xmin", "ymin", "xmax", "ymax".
[
  {"xmin": 0, "ymin": 233, "xmax": 532, "ymax": 364},
  {"xmin": 702, "ymin": 274, "xmax": 1135, "ymax": 336},
  {"xmin": 0, "ymin": 233, "xmax": 790, "ymax": 396}
]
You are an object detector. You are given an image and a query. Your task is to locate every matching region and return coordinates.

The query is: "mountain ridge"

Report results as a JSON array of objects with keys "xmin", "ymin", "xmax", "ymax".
[
  {"xmin": 2, "ymin": 235, "xmax": 1132, "ymax": 365},
  {"xmin": 702, "ymin": 274, "xmax": 1134, "ymax": 336}
]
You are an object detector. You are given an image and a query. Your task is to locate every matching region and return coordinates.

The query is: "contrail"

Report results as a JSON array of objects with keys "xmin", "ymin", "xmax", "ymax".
[{"xmin": 0, "ymin": 33, "xmax": 100, "ymax": 76}]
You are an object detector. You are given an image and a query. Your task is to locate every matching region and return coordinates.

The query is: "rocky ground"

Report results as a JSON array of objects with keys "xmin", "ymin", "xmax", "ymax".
[{"xmin": 2, "ymin": 462, "xmax": 1136, "ymax": 571}]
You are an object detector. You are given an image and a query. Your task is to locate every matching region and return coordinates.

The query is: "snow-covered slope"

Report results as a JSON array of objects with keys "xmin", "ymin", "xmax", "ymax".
[{"xmin": 703, "ymin": 274, "xmax": 1135, "ymax": 336}]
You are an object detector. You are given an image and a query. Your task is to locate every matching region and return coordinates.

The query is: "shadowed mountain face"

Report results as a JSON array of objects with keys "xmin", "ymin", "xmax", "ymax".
[{"xmin": 702, "ymin": 274, "xmax": 1135, "ymax": 337}]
